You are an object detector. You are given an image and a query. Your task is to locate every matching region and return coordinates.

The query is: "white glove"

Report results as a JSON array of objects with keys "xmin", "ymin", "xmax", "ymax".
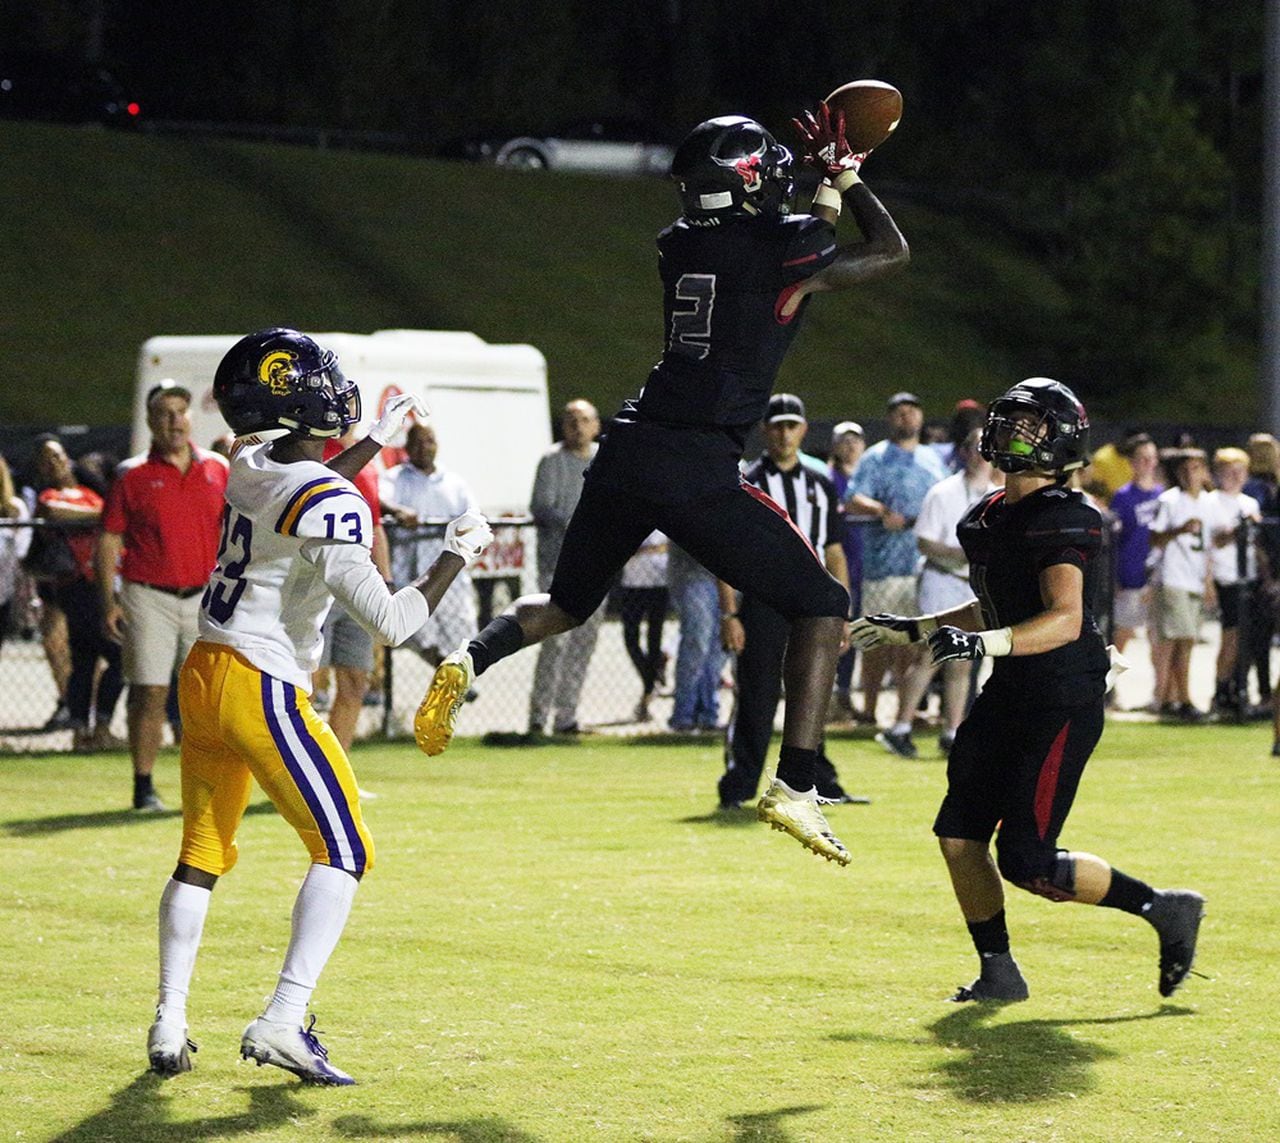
[
  {"xmin": 368, "ymin": 392, "xmax": 429, "ymax": 446},
  {"xmin": 848, "ymin": 613, "xmax": 932, "ymax": 650},
  {"xmin": 444, "ymin": 512, "xmax": 494, "ymax": 566}
]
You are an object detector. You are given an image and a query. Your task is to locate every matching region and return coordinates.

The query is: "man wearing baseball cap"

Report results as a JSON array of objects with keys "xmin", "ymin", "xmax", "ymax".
[
  {"xmin": 846, "ymin": 390, "xmax": 945, "ymax": 747},
  {"xmin": 97, "ymin": 379, "xmax": 229, "ymax": 811}
]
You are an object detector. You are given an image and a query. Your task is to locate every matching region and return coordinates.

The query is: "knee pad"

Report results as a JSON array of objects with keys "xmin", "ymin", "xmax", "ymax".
[{"xmin": 997, "ymin": 841, "xmax": 1076, "ymax": 901}]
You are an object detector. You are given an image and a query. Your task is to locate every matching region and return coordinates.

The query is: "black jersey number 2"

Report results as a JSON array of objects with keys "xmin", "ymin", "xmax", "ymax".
[{"xmin": 669, "ymin": 273, "xmax": 716, "ymax": 361}]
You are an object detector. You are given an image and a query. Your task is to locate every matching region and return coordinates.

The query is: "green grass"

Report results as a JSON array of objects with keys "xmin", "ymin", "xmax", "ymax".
[
  {"xmin": 3, "ymin": 120, "xmax": 1255, "ymax": 431},
  {"xmin": 2, "ymin": 721, "xmax": 1277, "ymax": 1141}
]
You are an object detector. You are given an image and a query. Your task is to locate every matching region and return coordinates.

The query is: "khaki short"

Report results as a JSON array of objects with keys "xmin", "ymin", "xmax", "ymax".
[
  {"xmin": 861, "ymin": 575, "xmax": 918, "ymax": 618},
  {"xmin": 319, "ymin": 603, "xmax": 375, "ymax": 673},
  {"xmin": 1154, "ymin": 585, "xmax": 1202, "ymax": 641},
  {"xmin": 121, "ymin": 581, "xmax": 203, "ymax": 686}
]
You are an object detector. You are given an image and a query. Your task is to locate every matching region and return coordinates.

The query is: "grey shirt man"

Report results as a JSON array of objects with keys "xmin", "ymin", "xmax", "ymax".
[{"xmin": 530, "ymin": 440, "xmax": 599, "ymax": 586}]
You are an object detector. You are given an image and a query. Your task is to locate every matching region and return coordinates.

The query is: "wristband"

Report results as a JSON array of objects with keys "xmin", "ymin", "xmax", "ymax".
[
  {"xmin": 833, "ymin": 168, "xmax": 862, "ymax": 193},
  {"xmin": 812, "ymin": 183, "xmax": 843, "ymax": 213},
  {"xmin": 977, "ymin": 627, "xmax": 1013, "ymax": 657}
]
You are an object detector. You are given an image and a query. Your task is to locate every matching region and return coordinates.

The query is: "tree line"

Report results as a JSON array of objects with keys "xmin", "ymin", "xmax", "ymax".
[{"xmin": 6, "ymin": 0, "xmax": 1263, "ymax": 411}]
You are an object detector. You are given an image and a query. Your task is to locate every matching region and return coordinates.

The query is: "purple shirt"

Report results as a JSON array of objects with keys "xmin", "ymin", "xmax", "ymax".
[
  {"xmin": 829, "ymin": 465, "xmax": 864, "ymax": 612},
  {"xmin": 1110, "ymin": 481, "xmax": 1164, "ymax": 589}
]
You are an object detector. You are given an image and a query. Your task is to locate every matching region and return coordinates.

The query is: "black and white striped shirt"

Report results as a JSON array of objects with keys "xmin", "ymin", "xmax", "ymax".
[{"xmin": 743, "ymin": 454, "xmax": 841, "ymax": 552}]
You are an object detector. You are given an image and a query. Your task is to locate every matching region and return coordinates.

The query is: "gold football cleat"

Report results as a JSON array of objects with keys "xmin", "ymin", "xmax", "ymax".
[
  {"xmin": 757, "ymin": 778, "xmax": 851, "ymax": 865},
  {"xmin": 414, "ymin": 648, "xmax": 474, "ymax": 756}
]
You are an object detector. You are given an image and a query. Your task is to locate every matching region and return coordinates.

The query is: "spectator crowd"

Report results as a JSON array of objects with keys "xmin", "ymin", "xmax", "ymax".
[{"xmin": 4, "ymin": 385, "xmax": 1280, "ymax": 804}]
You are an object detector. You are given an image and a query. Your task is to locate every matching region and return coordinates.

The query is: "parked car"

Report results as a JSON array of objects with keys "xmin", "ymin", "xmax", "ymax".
[
  {"xmin": 439, "ymin": 117, "xmax": 674, "ymax": 177},
  {"xmin": 0, "ymin": 55, "xmax": 141, "ymax": 126}
]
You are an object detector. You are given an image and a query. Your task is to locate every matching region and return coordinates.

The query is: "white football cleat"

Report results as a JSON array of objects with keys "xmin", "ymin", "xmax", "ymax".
[
  {"xmin": 240, "ymin": 1015, "xmax": 355, "ymax": 1085},
  {"xmin": 756, "ymin": 778, "xmax": 851, "ymax": 865},
  {"xmin": 147, "ymin": 1006, "xmax": 196, "ymax": 1076}
]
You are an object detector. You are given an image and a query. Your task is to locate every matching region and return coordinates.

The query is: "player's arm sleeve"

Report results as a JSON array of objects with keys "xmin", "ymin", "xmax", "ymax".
[
  {"xmin": 303, "ymin": 539, "xmax": 430, "ymax": 646},
  {"xmin": 1029, "ymin": 500, "xmax": 1105, "ymax": 573},
  {"xmin": 777, "ymin": 216, "xmax": 838, "ymax": 286}
]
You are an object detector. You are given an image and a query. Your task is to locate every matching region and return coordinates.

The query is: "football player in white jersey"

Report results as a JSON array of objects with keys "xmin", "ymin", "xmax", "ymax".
[{"xmin": 147, "ymin": 328, "xmax": 493, "ymax": 1085}]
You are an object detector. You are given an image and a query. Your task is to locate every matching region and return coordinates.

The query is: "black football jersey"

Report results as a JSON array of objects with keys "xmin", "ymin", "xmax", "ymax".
[
  {"xmin": 633, "ymin": 213, "xmax": 837, "ymax": 429},
  {"xmin": 958, "ymin": 485, "xmax": 1110, "ymax": 706}
]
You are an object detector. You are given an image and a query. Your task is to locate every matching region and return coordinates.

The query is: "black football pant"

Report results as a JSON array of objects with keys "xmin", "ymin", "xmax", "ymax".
[{"xmin": 550, "ymin": 468, "xmax": 848, "ymax": 625}]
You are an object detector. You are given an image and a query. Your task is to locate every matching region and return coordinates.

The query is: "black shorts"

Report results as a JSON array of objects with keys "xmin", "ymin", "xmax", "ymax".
[
  {"xmin": 1215, "ymin": 581, "xmax": 1252, "ymax": 632},
  {"xmin": 548, "ymin": 421, "xmax": 849, "ymax": 624},
  {"xmin": 933, "ymin": 684, "xmax": 1105, "ymax": 854}
]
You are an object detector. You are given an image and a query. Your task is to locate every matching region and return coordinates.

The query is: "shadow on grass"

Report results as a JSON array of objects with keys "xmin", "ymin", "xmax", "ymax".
[
  {"xmin": 919, "ymin": 1002, "xmax": 1195, "ymax": 1103},
  {"xmin": 333, "ymin": 1113, "xmax": 539, "ymax": 1140},
  {"xmin": 679, "ymin": 807, "xmax": 758, "ymax": 828},
  {"xmin": 50, "ymin": 1073, "xmax": 541, "ymax": 1143},
  {"xmin": 49, "ymin": 1073, "xmax": 317, "ymax": 1141},
  {"xmin": 3, "ymin": 800, "xmax": 277, "ymax": 837},
  {"xmin": 723, "ymin": 1103, "xmax": 825, "ymax": 1142}
]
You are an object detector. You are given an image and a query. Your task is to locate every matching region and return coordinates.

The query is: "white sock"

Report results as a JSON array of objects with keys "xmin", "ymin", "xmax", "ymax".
[
  {"xmin": 890, "ymin": 721, "xmax": 913, "ymax": 737},
  {"xmin": 157, "ymin": 878, "xmax": 212, "ymax": 1025},
  {"xmin": 262, "ymin": 863, "xmax": 358, "ymax": 1026}
]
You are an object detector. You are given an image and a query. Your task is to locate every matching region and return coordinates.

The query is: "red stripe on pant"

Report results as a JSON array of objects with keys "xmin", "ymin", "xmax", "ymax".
[
  {"xmin": 740, "ymin": 480, "xmax": 821, "ymax": 563},
  {"xmin": 1034, "ymin": 720, "xmax": 1072, "ymax": 839}
]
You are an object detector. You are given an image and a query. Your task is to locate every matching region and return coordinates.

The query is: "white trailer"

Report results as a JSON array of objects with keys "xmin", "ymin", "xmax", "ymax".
[{"xmin": 131, "ymin": 329, "xmax": 552, "ymax": 517}]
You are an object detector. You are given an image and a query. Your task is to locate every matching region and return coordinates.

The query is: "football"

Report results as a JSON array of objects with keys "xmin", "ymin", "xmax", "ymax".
[{"xmin": 822, "ymin": 79, "xmax": 903, "ymax": 154}]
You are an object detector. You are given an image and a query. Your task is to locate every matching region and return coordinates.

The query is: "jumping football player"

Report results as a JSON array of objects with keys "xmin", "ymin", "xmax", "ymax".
[
  {"xmin": 145, "ymin": 328, "xmax": 492, "ymax": 1083},
  {"xmin": 417, "ymin": 108, "xmax": 908, "ymax": 865},
  {"xmin": 850, "ymin": 378, "xmax": 1205, "ymax": 1001}
]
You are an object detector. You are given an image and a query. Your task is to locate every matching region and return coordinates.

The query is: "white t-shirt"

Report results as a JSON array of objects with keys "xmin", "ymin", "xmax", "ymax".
[
  {"xmin": 199, "ymin": 443, "xmax": 428, "ymax": 690},
  {"xmin": 621, "ymin": 531, "xmax": 668, "ymax": 588},
  {"xmin": 914, "ymin": 471, "xmax": 998, "ymax": 613},
  {"xmin": 380, "ymin": 463, "xmax": 478, "ymax": 585},
  {"xmin": 1150, "ymin": 486, "xmax": 1210, "ymax": 593},
  {"xmin": 1204, "ymin": 489, "xmax": 1260, "ymax": 584}
]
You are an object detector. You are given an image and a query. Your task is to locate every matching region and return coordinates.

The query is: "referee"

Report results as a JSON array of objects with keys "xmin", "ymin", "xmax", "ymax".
[{"xmin": 717, "ymin": 394, "xmax": 867, "ymax": 809}]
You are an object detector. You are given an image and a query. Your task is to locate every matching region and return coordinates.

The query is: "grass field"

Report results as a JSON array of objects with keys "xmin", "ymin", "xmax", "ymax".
[{"xmin": 2, "ymin": 722, "xmax": 1278, "ymax": 1142}]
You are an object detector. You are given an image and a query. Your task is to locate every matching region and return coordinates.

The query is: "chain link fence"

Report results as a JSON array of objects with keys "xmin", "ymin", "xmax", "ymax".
[
  {"xmin": 3, "ymin": 513, "xmax": 1272, "ymax": 753},
  {"xmin": 0, "ymin": 518, "xmax": 730, "ymax": 752},
  {"xmin": 368, "ymin": 521, "xmax": 723, "ymax": 744}
]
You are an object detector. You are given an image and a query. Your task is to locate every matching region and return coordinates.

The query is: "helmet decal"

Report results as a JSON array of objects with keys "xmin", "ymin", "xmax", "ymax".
[
  {"xmin": 733, "ymin": 154, "xmax": 763, "ymax": 192},
  {"xmin": 258, "ymin": 350, "xmax": 297, "ymax": 396},
  {"xmin": 670, "ymin": 116, "xmax": 793, "ymax": 222}
]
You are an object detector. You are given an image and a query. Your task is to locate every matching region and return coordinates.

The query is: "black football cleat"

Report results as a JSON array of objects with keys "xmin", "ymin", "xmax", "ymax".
[
  {"xmin": 1148, "ymin": 889, "xmax": 1205, "ymax": 997},
  {"xmin": 950, "ymin": 951, "xmax": 1029, "ymax": 1003}
]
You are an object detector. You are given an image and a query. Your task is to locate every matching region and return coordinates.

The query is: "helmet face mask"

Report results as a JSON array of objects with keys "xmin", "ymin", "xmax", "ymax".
[
  {"xmin": 214, "ymin": 328, "xmax": 361, "ymax": 440},
  {"xmin": 670, "ymin": 116, "xmax": 794, "ymax": 225},
  {"xmin": 979, "ymin": 378, "xmax": 1090, "ymax": 476}
]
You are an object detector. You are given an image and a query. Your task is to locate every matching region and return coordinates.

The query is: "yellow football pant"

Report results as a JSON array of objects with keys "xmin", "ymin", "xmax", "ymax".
[{"xmin": 177, "ymin": 641, "xmax": 374, "ymax": 877}]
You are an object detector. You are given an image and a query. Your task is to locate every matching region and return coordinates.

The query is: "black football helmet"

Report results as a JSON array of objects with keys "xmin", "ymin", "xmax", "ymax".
[
  {"xmin": 979, "ymin": 377, "xmax": 1091, "ymax": 476},
  {"xmin": 213, "ymin": 327, "xmax": 360, "ymax": 439},
  {"xmin": 670, "ymin": 116, "xmax": 794, "ymax": 224}
]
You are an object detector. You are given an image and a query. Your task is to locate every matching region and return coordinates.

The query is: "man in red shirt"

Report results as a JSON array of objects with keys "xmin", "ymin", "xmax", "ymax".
[{"xmin": 98, "ymin": 381, "xmax": 229, "ymax": 811}]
